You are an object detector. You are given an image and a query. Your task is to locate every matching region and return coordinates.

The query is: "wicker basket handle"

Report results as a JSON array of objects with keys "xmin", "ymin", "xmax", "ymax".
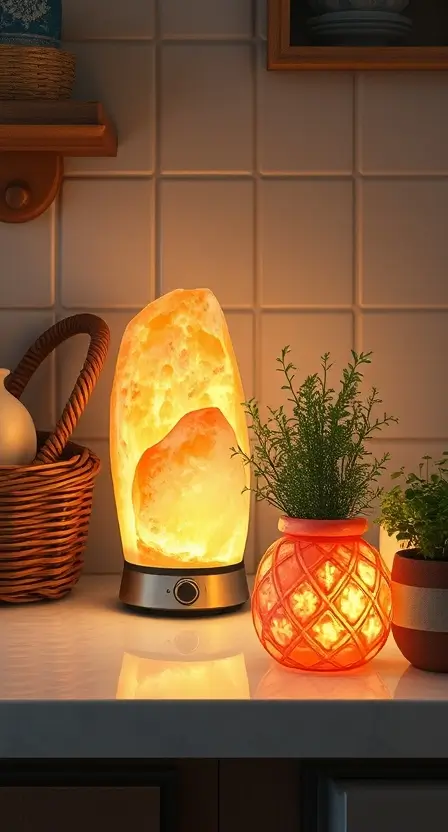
[{"xmin": 5, "ymin": 313, "xmax": 110, "ymax": 465}]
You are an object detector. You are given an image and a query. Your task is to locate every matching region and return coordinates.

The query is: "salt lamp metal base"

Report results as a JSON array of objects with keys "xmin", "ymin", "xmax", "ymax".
[{"xmin": 119, "ymin": 561, "xmax": 249, "ymax": 616}]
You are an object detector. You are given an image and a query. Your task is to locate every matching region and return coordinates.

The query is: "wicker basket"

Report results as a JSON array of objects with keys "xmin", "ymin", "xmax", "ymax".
[
  {"xmin": 0, "ymin": 45, "xmax": 75, "ymax": 100},
  {"xmin": 0, "ymin": 314, "xmax": 110, "ymax": 604}
]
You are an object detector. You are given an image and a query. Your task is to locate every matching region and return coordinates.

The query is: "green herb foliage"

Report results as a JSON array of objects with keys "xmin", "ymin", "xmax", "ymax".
[
  {"xmin": 379, "ymin": 455, "xmax": 448, "ymax": 560},
  {"xmin": 232, "ymin": 348, "xmax": 397, "ymax": 520}
]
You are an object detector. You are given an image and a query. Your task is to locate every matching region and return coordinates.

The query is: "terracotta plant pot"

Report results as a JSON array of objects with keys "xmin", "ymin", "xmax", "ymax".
[{"xmin": 392, "ymin": 551, "xmax": 448, "ymax": 673}]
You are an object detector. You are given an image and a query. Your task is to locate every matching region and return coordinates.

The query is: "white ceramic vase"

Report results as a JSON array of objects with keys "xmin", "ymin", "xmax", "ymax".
[{"xmin": 0, "ymin": 368, "xmax": 37, "ymax": 465}]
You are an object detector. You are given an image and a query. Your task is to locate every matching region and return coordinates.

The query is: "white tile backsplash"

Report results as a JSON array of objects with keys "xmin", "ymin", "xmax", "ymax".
[
  {"xmin": 371, "ymin": 439, "xmax": 448, "ymax": 496},
  {"xmin": 359, "ymin": 73, "xmax": 448, "ymax": 174},
  {"xmin": 259, "ymin": 180, "xmax": 354, "ymax": 306},
  {"xmin": 225, "ymin": 311, "xmax": 255, "ymax": 401},
  {"xmin": 0, "ymin": 207, "xmax": 54, "ymax": 308},
  {"xmin": 66, "ymin": 42, "xmax": 154, "ymax": 175},
  {"xmin": 160, "ymin": 179, "xmax": 254, "ymax": 305},
  {"xmin": 160, "ymin": 43, "xmax": 254, "ymax": 172},
  {"xmin": 60, "ymin": 180, "xmax": 153, "ymax": 309},
  {"xmin": 160, "ymin": 0, "xmax": 253, "ymax": 37},
  {"xmin": 0, "ymin": 3, "xmax": 446, "ymax": 573},
  {"xmin": 82, "ymin": 439, "xmax": 123, "ymax": 573},
  {"xmin": 361, "ymin": 180, "xmax": 448, "ymax": 306},
  {"xmin": 62, "ymin": 0, "xmax": 155, "ymax": 40},
  {"xmin": 256, "ymin": 499, "xmax": 282, "ymax": 567},
  {"xmin": 56, "ymin": 310, "xmax": 138, "ymax": 440},
  {"xmin": 0, "ymin": 311, "xmax": 55, "ymax": 431},
  {"xmin": 257, "ymin": 0, "xmax": 267, "ymax": 39},
  {"xmin": 260, "ymin": 311, "xmax": 354, "ymax": 410},
  {"xmin": 258, "ymin": 54, "xmax": 354, "ymax": 174},
  {"xmin": 363, "ymin": 312, "xmax": 448, "ymax": 439}
]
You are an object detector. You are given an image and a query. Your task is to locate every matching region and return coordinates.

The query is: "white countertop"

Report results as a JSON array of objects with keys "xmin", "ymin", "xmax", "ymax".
[{"xmin": 1, "ymin": 575, "xmax": 448, "ymax": 759}]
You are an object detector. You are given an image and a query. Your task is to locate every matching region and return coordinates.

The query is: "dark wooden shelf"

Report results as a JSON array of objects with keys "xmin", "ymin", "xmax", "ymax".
[
  {"xmin": 269, "ymin": 0, "xmax": 448, "ymax": 70},
  {"xmin": 0, "ymin": 101, "xmax": 117, "ymax": 155}
]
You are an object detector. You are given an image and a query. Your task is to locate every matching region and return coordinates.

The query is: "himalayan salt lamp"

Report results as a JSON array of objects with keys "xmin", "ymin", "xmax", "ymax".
[
  {"xmin": 252, "ymin": 517, "xmax": 392, "ymax": 672},
  {"xmin": 110, "ymin": 288, "xmax": 250, "ymax": 614},
  {"xmin": 132, "ymin": 407, "xmax": 247, "ymax": 568}
]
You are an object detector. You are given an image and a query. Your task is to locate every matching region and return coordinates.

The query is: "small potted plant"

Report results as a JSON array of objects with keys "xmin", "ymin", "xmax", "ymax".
[
  {"xmin": 232, "ymin": 348, "xmax": 397, "ymax": 673},
  {"xmin": 379, "ymin": 455, "xmax": 448, "ymax": 672}
]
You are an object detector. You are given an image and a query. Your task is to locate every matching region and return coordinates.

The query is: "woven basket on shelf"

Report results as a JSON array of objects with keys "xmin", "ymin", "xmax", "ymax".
[
  {"xmin": 0, "ymin": 314, "xmax": 110, "ymax": 604},
  {"xmin": 0, "ymin": 45, "xmax": 75, "ymax": 100}
]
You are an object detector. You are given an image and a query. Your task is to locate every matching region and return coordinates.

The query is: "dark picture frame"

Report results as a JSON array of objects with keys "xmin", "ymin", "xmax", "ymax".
[{"xmin": 268, "ymin": 0, "xmax": 448, "ymax": 70}]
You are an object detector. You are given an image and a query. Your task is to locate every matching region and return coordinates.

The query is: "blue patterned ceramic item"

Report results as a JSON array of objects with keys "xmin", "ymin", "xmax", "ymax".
[{"xmin": 0, "ymin": 0, "xmax": 62, "ymax": 48}]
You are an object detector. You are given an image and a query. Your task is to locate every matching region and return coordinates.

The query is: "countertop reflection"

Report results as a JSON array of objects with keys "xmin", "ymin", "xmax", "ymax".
[{"xmin": 0, "ymin": 575, "xmax": 446, "ymax": 703}]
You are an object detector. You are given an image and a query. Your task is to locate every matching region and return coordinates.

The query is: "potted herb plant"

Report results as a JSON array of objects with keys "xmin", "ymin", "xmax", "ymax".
[
  {"xmin": 379, "ymin": 455, "xmax": 448, "ymax": 672},
  {"xmin": 232, "ymin": 348, "xmax": 397, "ymax": 672}
]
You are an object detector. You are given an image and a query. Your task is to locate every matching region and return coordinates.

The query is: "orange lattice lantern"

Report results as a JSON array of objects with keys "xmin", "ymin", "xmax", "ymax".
[{"xmin": 252, "ymin": 517, "xmax": 392, "ymax": 672}]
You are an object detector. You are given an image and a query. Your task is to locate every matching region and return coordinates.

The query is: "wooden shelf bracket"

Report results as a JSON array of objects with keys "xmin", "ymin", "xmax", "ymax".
[{"xmin": 0, "ymin": 101, "xmax": 117, "ymax": 223}]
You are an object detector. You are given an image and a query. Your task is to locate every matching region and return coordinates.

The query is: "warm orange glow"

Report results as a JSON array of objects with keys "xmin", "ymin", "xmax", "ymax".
[
  {"xmin": 256, "ymin": 664, "xmax": 392, "ymax": 700},
  {"xmin": 252, "ymin": 518, "xmax": 392, "ymax": 671},
  {"xmin": 110, "ymin": 288, "xmax": 250, "ymax": 569},
  {"xmin": 116, "ymin": 652, "xmax": 250, "ymax": 700}
]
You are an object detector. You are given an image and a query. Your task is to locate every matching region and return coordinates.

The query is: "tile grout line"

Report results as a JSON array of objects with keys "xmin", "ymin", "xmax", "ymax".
[
  {"xmin": 49, "ymin": 200, "xmax": 57, "ymax": 313},
  {"xmin": 353, "ymin": 72, "xmax": 363, "ymax": 355},
  {"xmin": 64, "ymin": 433, "xmax": 448, "ymax": 445},
  {"xmin": 63, "ymin": 171, "xmax": 354, "ymax": 181},
  {"xmin": 151, "ymin": 1, "xmax": 160, "ymax": 301},
  {"xmin": 154, "ymin": 0, "xmax": 164, "ymax": 300},
  {"xmin": 51, "ymin": 189, "xmax": 62, "ymax": 429},
  {"xmin": 62, "ymin": 170, "xmax": 448, "ymax": 181},
  {"xmin": 160, "ymin": 34, "xmax": 258, "ymax": 44},
  {"xmin": 10, "ymin": 304, "xmax": 448, "ymax": 314},
  {"xmin": 358, "ymin": 172, "xmax": 448, "ymax": 180},
  {"xmin": 251, "ymin": 6, "xmax": 262, "ymax": 576},
  {"xmin": 66, "ymin": 35, "xmax": 259, "ymax": 45}
]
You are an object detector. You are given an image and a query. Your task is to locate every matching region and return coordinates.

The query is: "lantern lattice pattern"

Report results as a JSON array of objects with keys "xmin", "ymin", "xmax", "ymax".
[{"xmin": 252, "ymin": 518, "xmax": 392, "ymax": 672}]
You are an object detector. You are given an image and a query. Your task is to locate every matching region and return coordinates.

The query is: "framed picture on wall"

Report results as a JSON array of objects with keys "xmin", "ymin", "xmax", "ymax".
[{"xmin": 268, "ymin": 0, "xmax": 448, "ymax": 71}]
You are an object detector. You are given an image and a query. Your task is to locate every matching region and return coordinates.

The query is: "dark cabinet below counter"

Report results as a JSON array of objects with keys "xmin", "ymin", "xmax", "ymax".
[
  {"xmin": 0, "ymin": 760, "xmax": 299, "ymax": 832},
  {"xmin": 303, "ymin": 762, "xmax": 448, "ymax": 832},
  {"xmin": 344, "ymin": 782, "xmax": 448, "ymax": 832},
  {"xmin": 0, "ymin": 785, "xmax": 161, "ymax": 832},
  {"xmin": 1, "ymin": 760, "xmax": 448, "ymax": 832}
]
